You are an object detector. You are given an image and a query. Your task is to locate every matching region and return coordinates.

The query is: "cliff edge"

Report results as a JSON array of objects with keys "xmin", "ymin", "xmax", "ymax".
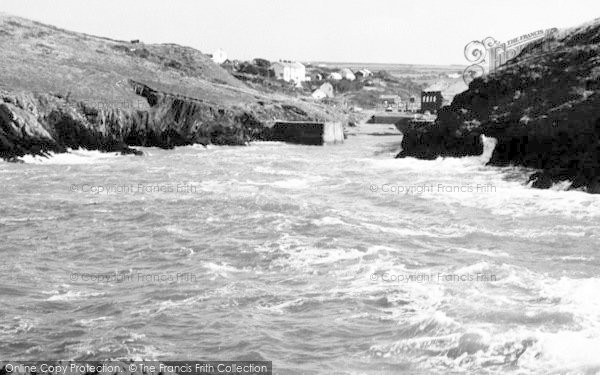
[
  {"xmin": 0, "ymin": 14, "xmax": 344, "ymax": 159},
  {"xmin": 398, "ymin": 18, "xmax": 600, "ymax": 192}
]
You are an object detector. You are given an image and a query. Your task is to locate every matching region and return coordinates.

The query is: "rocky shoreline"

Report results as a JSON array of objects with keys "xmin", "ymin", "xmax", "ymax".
[
  {"xmin": 0, "ymin": 14, "xmax": 347, "ymax": 161},
  {"xmin": 397, "ymin": 19, "xmax": 600, "ymax": 193},
  {"xmin": 0, "ymin": 80, "xmax": 338, "ymax": 160}
]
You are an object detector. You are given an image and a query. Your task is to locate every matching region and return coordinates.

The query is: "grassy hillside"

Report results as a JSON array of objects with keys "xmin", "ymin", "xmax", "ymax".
[
  {"xmin": 0, "ymin": 13, "xmax": 352, "ymax": 159},
  {"xmin": 0, "ymin": 13, "xmax": 339, "ymax": 119}
]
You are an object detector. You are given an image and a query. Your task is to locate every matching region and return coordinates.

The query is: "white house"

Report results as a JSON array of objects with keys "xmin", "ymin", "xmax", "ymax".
[
  {"xmin": 340, "ymin": 68, "xmax": 356, "ymax": 81},
  {"xmin": 211, "ymin": 49, "xmax": 228, "ymax": 64},
  {"xmin": 271, "ymin": 61, "xmax": 307, "ymax": 83},
  {"xmin": 355, "ymin": 69, "xmax": 373, "ymax": 78},
  {"xmin": 328, "ymin": 72, "xmax": 342, "ymax": 81},
  {"xmin": 312, "ymin": 82, "xmax": 334, "ymax": 100},
  {"xmin": 312, "ymin": 89, "xmax": 327, "ymax": 100}
]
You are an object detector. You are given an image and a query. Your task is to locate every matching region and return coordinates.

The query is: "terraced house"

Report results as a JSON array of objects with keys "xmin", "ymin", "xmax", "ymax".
[{"xmin": 271, "ymin": 60, "xmax": 307, "ymax": 83}]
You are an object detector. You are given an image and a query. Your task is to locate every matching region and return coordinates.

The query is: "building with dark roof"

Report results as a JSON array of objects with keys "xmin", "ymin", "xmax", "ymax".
[{"xmin": 420, "ymin": 91, "xmax": 443, "ymax": 114}]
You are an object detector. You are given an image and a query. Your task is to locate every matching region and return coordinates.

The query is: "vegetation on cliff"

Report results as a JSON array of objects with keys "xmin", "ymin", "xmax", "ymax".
[
  {"xmin": 398, "ymin": 18, "xmax": 600, "ymax": 192},
  {"xmin": 0, "ymin": 14, "xmax": 344, "ymax": 159}
]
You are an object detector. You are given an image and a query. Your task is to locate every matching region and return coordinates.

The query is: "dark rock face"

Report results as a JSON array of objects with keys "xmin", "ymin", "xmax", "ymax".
[
  {"xmin": 270, "ymin": 122, "xmax": 324, "ymax": 145},
  {"xmin": 396, "ymin": 116, "xmax": 483, "ymax": 159},
  {"xmin": 0, "ymin": 82, "xmax": 281, "ymax": 159},
  {"xmin": 397, "ymin": 19, "xmax": 600, "ymax": 192},
  {"xmin": 0, "ymin": 93, "xmax": 135, "ymax": 158}
]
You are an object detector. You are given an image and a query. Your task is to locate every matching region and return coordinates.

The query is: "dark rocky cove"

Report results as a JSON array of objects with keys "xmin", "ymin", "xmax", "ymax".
[
  {"xmin": 0, "ymin": 80, "xmax": 333, "ymax": 160},
  {"xmin": 397, "ymin": 19, "xmax": 600, "ymax": 193}
]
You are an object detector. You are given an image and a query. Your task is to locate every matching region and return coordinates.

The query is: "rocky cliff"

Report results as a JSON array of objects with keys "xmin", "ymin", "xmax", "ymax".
[
  {"xmin": 0, "ymin": 84, "xmax": 266, "ymax": 159},
  {"xmin": 0, "ymin": 14, "xmax": 344, "ymax": 160},
  {"xmin": 397, "ymin": 18, "xmax": 600, "ymax": 193}
]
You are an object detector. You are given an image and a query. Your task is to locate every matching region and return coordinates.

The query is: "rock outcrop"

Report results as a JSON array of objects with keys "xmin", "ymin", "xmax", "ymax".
[
  {"xmin": 0, "ymin": 88, "xmax": 234, "ymax": 159},
  {"xmin": 0, "ymin": 14, "xmax": 345, "ymax": 160},
  {"xmin": 397, "ymin": 18, "xmax": 600, "ymax": 192},
  {"xmin": 1, "ymin": 80, "xmax": 337, "ymax": 159}
]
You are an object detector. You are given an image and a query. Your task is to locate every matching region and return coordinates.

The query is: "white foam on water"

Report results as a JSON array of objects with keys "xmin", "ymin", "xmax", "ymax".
[
  {"xmin": 46, "ymin": 289, "xmax": 106, "ymax": 301},
  {"xmin": 453, "ymin": 261, "xmax": 493, "ymax": 274},
  {"xmin": 478, "ymin": 135, "xmax": 499, "ymax": 164},
  {"xmin": 76, "ymin": 316, "xmax": 110, "ymax": 327},
  {"xmin": 253, "ymin": 166, "xmax": 301, "ymax": 176},
  {"xmin": 268, "ymin": 245, "xmax": 368, "ymax": 271},
  {"xmin": 360, "ymin": 222, "xmax": 464, "ymax": 238},
  {"xmin": 459, "ymin": 275, "xmax": 600, "ymax": 373},
  {"xmin": 202, "ymin": 261, "xmax": 246, "ymax": 278},
  {"xmin": 357, "ymin": 259, "xmax": 600, "ymax": 373},
  {"xmin": 0, "ymin": 215, "xmax": 60, "ymax": 224},
  {"xmin": 553, "ymin": 255, "xmax": 595, "ymax": 261},
  {"xmin": 147, "ymin": 294, "xmax": 212, "ymax": 316},
  {"xmin": 257, "ymin": 298, "xmax": 307, "ymax": 315},
  {"xmin": 0, "ymin": 316, "xmax": 37, "ymax": 337},
  {"xmin": 539, "ymin": 277, "xmax": 600, "ymax": 329},
  {"xmin": 249, "ymin": 141, "xmax": 290, "ymax": 146},
  {"xmin": 519, "ymin": 331, "xmax": 600, "ymax": 373},
  {"xmin": 311, "ymin": 216, "xmax": 348, "ymax": 226},
  {"xmin": 18, "ymin": 149, "xmax": 127, "ymax": 164},
  {"xmin": 5, "ymin": 128, "xmax": 600, "ymax": 367},
  {"xmin": 269, "ymin": 177, "xmax": 320, "ymax": 189},
  {"xmin": 371, "ymin": 134, "xmax": 600, "ymax": 219},
  {"xmin": 549, "ymin": 180, "xmax": 574, "ymax": 191},
  {"xmin": 455, "ymin": 247, "xmax": 510, "ymax": 258},
  {"xmin": 367, "ymin": 138, "xmax": 600, "ymax": 219}
]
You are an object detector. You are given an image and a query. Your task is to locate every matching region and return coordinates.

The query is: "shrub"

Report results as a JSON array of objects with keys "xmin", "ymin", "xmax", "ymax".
[
  {"xmin": 165, "ymin": 59, "xmax": 182, "ymax": 69},
  {"xmin": 253, "ymin": 58, "xmax": 271, "ymax": 68}
]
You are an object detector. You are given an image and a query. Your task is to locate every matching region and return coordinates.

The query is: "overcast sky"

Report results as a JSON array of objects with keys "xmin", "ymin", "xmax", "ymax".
[{"xmin": 2, "ymin": 0, "xmax": 599, "ymax": 64}]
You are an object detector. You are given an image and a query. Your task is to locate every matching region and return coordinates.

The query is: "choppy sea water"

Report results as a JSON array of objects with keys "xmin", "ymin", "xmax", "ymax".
[{"xmin": 1, "ymin": 133, "xmax": 600, "ymax": 374}]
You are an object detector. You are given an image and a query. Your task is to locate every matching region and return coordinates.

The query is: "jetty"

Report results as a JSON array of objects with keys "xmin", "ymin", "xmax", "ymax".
[{"xmin": 270, "ymin": 121, "xmax": 344, "ymax": 145}]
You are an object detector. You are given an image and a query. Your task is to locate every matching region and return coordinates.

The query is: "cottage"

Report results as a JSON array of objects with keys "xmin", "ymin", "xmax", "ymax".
[
  {"xmin": 379, "ymin": 95, "xmax": 402, "ymax": 111},
  {"xmin": 420, "ymin": 91, "xmax": 444, "ymax": 113},
  {"xmin": 319, "ymin": 82, "xmax": 334, "ymax": 97},
  {"xmin": 328, "ymin": 72, "xmax": 342, "ymax": 81},
  {"xmin": 312, "ymin": 82, "xmax": 334, "ymax": 100},
  {"xmin": 271, "ymin": 61, "xmax": 307, "ymax": 83},
  {"xmin": 312, "ymin": 89, "xmax": 327, "ymax": 100},
  {"xmin": 212, "ymin": 49, "xmax": 228, "ymax": 64},
  {"xmin": 340, "ymin": 68, "xmax": 356, "ymax": 81},
  {"xmin": 310, "ymin": 72, "xmax": 325, "ymax": 81},
  {"xmin": 405, "ymin": 95, "xmax": 419, "ymax": 112},
  {"xmin": 355, "ymin": 69, "xmax": 372, "ymax": 79}
]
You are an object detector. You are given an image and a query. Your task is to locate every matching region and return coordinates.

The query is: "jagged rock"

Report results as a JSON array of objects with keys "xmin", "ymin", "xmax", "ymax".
[
  {"xmin": 397, "ymin": 18, "xmax": 600, "ymax": 193},
  {"xmin": 396, "ymin": 118, "xmax": 483, "ymax": 159}
]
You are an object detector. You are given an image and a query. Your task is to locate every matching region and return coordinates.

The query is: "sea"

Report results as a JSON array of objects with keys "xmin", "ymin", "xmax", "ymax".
[{"xmin": 1, "ymin": 128, "xmax": 600, "ymax": 374}]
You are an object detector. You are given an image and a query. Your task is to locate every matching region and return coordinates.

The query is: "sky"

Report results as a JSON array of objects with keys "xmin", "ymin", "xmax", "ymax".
[{"xmin": 1, "ymin": 0, "xmax": 599, "ymax": 65}]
